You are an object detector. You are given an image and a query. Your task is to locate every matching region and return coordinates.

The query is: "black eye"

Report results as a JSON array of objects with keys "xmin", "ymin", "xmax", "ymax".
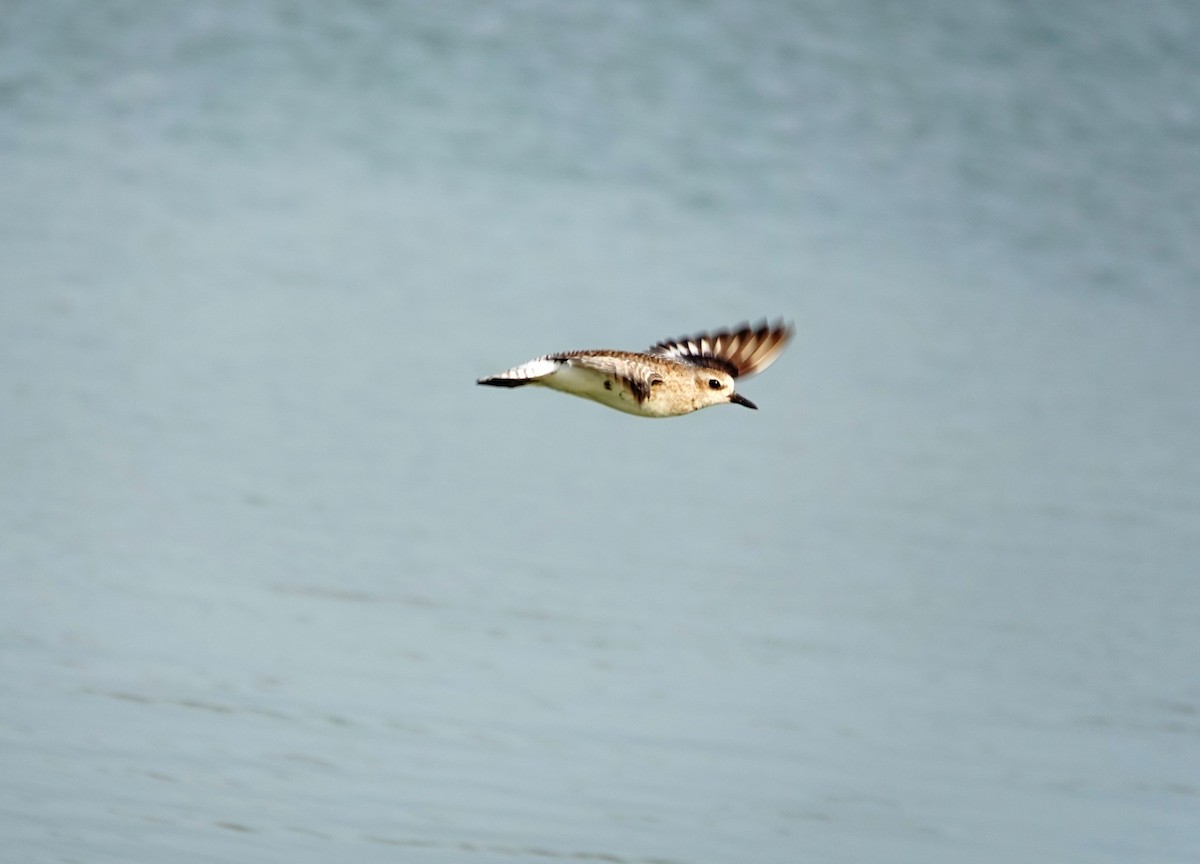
[{"xmin": 708, "ymin": 378, "xmax": 722, "ymax": 390}]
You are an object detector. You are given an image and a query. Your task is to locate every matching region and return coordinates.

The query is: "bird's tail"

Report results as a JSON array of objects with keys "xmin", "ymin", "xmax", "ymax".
[{"xmin": 476, "ymin": 356, "xmax": 561, "ymax": 387}]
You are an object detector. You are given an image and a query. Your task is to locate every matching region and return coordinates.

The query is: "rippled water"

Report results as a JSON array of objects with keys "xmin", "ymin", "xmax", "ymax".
[{"xmin": 3, "ymin": 2, "xmax": 1198, "ymax": 862}]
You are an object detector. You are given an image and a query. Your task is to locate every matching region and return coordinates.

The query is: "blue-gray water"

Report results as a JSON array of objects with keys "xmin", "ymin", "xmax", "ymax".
[{"xmin": 3, "ymin": 2, "xmax": 1198, "ymax": 862}]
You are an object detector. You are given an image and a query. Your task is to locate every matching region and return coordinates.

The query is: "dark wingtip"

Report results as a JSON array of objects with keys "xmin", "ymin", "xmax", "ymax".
[{"xmin": 477, "ymin": 377, "xmax": 527, "ymax": 388}]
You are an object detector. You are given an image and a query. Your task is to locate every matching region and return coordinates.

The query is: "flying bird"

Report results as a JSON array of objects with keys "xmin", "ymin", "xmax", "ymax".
[{"xmin": 477, "ymin": 319, "xmax": 793, "ymax": 418}]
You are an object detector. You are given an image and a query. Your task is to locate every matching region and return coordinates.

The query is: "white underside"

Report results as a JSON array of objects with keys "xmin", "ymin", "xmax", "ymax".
[{"xmin": 537, "ymin": 364, "xmax": 659, "ymax": 416}]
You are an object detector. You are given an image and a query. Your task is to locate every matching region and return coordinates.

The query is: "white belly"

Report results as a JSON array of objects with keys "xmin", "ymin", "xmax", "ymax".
[{"xmin": 540, "ymin": 365, "xmax": 660, "ymax": 416}]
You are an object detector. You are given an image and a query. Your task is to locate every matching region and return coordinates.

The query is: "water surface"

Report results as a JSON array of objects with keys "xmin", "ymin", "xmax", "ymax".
[{"xmin": 2, "ymin": 2, "xmax": 1198, "ymax": 862}]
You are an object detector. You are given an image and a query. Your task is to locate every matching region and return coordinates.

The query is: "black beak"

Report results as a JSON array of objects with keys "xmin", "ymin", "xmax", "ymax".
[{"xmin": 730, "ymin": 392, "xmax": 757, "ymax": 410}]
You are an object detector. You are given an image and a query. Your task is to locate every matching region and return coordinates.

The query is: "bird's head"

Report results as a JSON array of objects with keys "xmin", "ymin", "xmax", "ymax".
[{"xmin": 693, "ymin": 369, "xmax": 756, "ymax": 410}]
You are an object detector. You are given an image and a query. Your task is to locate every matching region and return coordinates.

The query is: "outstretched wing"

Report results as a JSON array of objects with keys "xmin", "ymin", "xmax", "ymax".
[{"xmin": 649, "ymin": 319, "xmax": 794, "ymax": 378}]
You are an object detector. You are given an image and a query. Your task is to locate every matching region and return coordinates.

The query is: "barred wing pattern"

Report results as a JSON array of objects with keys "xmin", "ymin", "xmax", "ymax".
[{"xmin": 650, "ymin": 319, "xmax": 794, "ymax": 378}]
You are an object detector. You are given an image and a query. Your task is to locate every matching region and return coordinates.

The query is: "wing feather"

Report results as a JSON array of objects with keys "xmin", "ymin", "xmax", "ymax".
[{"xmin": 649, "ymin": 319, "xmax": 794, "ymax": 378}]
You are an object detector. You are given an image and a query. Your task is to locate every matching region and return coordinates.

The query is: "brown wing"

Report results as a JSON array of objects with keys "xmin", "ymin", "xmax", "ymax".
[{"xmin": 649, "ymin": 319, "xmax": 794, "ymax": 378}]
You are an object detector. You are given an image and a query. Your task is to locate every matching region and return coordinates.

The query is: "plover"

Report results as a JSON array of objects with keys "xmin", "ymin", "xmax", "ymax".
[{"xmin": 477, "ymin": 319, "xmax": 793, "ymax": 418}]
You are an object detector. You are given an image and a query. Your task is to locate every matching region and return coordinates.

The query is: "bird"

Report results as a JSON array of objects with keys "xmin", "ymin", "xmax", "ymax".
[{"xmin": 477, "ymin": 319, "xmax": 793, "ymax": 418}]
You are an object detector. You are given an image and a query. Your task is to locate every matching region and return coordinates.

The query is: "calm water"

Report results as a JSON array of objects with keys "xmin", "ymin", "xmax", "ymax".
[{"xmin": 2, "ymin": 2, "xmax": 1198, "ymax": 862}]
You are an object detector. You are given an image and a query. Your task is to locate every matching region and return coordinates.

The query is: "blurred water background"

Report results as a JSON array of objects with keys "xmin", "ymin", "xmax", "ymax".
[{"xmin": 2, "ymin": 1, "xmax": 1198, "ymax": 862}]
